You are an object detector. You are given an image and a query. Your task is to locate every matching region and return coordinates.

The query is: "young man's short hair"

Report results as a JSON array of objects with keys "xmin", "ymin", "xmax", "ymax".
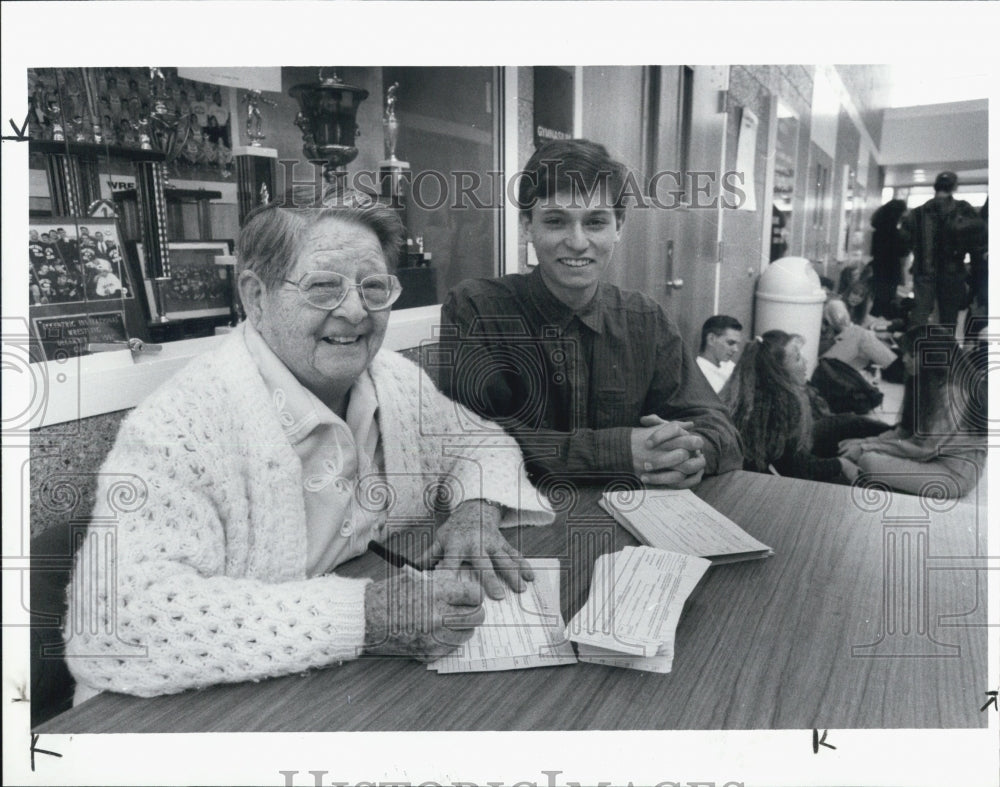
[
  {"xmin": 700, "ymin": 315, "xmax": 743, "ymax": 352},
  {"xmin": 934, "ymin": 171, "xmax": 958, "ymax": 194},
  {"xmin": 516, "ymin": 139, "xmax": 629, "ymax": 222}
]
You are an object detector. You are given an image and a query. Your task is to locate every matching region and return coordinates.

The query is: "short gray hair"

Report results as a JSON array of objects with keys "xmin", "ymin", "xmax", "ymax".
[{"xmin": 236, "ymin": 193, "xmax": 405, "ymax": 289}]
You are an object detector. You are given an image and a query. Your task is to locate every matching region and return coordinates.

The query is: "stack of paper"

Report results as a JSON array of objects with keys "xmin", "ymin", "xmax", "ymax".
[
  {"xmin": 600, "ymin": 488, "xmax": 773, "ymax": 564},
  {"xmin": 566, "ymin": 546, "xmax": 710, "ymax": 673},
  {"xmin": 429, "ymin": 558, "xmax": 577, "ymax": 673}
]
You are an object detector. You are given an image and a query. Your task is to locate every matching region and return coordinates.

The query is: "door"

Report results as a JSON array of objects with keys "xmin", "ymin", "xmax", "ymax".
[
  {"xmin": 581, "ymin": 65, "xmax": 728, "ymax": 349},
  {"xmin": 580, "ymin": 66, "xmax": 671, "ymax": 297},
  {"xmin": 804, "ymin": 141, "xmax": 834, "ymax": 271},
  {"xmin": 668, "ymin": 65, "xmax": 729, "ymax": 347}
]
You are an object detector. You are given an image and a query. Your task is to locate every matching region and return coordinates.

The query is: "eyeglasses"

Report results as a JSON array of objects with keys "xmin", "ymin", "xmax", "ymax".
[{"xmin": 280, "ymin": 270, "xmax": 403, "ymax": 311}]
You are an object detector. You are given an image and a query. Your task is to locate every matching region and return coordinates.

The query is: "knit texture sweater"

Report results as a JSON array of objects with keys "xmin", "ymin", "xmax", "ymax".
[{"xmin": 64, "ymin": 327, "xmax": 553, "ymax": 698}]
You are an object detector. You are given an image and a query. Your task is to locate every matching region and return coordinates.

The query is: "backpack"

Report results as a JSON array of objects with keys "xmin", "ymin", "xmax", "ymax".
[{"xmin": 810, "ymin": 357, "xmax": 883, "ymax": 415}]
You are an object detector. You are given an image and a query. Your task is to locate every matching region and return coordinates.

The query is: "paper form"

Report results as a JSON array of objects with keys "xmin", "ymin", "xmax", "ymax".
[
  {"xmin": 429, "ymin": 558, "xmax": 577, "ymax": 673},
  {"xmin": 601, "ymin": 489, "xmax": 773, "ymax": 561},
  {"xmin": 575, "ymin": 641, "xmax": 675, "ymax": 673},
  {"xmin": 567, "ymin": 546, "xmax": 710, "ymax": 670}
]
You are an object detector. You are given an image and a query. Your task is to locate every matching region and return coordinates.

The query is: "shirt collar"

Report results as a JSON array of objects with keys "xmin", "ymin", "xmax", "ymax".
[
  {"xmin": 526, "ymin": 267, "xmax": 606, "ymax": 334},
  {"xmin": 242, "ymin": 320, "xmax": 378, "ymax": 446}
]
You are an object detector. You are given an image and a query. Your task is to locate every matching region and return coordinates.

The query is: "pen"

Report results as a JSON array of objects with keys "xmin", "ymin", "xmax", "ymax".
[{"xmin": 368, "ymin": 539, "xmax": 423, "ymax": 572}]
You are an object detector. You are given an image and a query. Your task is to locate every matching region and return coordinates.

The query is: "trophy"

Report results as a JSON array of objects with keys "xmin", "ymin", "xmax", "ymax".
[
  {"xmin": 242, "ymin": 89, "xmax": 277, "ymax": 147},
  {"xmin": 379, "ymin": 82, "xmax": 410, "ymax": 211},
  {"xmin": 289, "ymin": 69, "xmax": 369, "ymax": 192},
  {"xmin": 382, "ymin": 82, "xmax": 404, "ymax": 165},
  {"xmin": 144, "ymin": 67, "xmax": 191, "ymax": 167},
  {"xmin": 46, "ymin": 93, "xmax": 65, "ymax": 142}
]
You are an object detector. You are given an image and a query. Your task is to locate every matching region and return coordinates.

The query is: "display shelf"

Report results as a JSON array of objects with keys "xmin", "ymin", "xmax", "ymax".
[{"xmin": 30, "ymin": 139, "xmax": 167, "ymax": 162}]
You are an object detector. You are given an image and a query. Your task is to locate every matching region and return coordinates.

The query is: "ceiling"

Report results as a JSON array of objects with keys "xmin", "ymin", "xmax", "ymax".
[
  {"xmin": 875, "ymin": 65, "xmax": 991, "ymax": 187},
  {"xmin": 882, "ymin": 63, "xmax": 993, "ymax": 108}
]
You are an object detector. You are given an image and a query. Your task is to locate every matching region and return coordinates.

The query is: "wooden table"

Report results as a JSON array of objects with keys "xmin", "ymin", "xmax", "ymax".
[{"xmin": 36, "ymin": 471, "xmax": 987, "ymax": 732}]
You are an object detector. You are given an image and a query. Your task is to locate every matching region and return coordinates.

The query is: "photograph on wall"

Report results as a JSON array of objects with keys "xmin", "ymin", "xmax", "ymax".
[
  {"xmin": 28, "ymin": 217, "xmax": 148, "ymax": 361},
  {"xmin": 29, "ymin": 218, "xmax": 132, "ymax": 306},
  {"xmin": 135, "ymin": 240, "xmax": 234, "ymax": 320}
]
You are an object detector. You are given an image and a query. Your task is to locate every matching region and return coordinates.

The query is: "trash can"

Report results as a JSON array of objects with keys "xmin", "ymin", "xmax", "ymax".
[{"xmin": 754, "ymin": 256, "xmax": 827, "ymax": 375}]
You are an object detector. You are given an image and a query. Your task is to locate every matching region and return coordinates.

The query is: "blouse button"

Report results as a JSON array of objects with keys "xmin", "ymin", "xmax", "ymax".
[{"xmin": 340, "ymin": 519, "xmax": 354, "ymax": 538}]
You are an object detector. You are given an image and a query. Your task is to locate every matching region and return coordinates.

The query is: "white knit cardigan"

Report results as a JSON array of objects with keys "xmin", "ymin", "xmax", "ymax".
[{"xmin": 64, "ymin": 327, "xmax": 553, "ymax": 698}]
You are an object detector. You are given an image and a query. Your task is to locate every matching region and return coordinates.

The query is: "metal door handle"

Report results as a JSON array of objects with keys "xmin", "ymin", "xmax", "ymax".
[
  {"xmin": 665, "ymin": 240, "xmax": 683, "ymax": 289},
  {"xmin": 87, "ymin": 338, "xmax": 163, "ymax": 355}
]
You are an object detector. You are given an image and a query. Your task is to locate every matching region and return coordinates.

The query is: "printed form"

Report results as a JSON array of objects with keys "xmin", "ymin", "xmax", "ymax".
[
  {"xmin": 567, "ymin": 546, "xmax": 710, "ymax": 672},
  {"xmin": 429, "ymin": 558, "xmax": 577, "ymax": 673}
]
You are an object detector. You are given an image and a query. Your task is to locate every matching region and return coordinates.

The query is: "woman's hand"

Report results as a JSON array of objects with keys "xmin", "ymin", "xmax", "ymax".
[
  {"xmin": 363, "ymin": 570, "xmax": 484, "ymax": 662},
  {"xmin": 838, "ymin": 456, "xmax": 861, "ymax": 483},
  {"xmin": 418, "ymin": 500, "xmax": 532, "ymax": 600},
  {"xmin": 838, "ymin": 438, "xmax": 866, "ymax": 463}
]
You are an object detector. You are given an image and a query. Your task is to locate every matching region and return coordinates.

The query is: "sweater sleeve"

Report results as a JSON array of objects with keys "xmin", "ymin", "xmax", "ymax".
[
  {"xmin": 860, "ymin": 329, "xmax": 898, "ymax": 368},
  {"xmin": 63, "ymin": 401, "xmax": 369, "ymax": 699},
  {"xmin": 373, "ymin": 349, "xmax": 556, "ymax": 530}
]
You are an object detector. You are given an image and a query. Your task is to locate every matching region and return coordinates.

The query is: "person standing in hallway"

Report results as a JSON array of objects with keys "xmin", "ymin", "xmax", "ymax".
[
  {"xmin": 869, "ymin": 198, "xmax": 909, "ymax": 319},
  {"xmin": 696, "ymin": 315, "xmax": 744, "ymax": 394},
  {"xmin": 439, "ymin": 139, "xmax": 742, "ymax": 489},
  {"xmin": 900, "ymin": 171, "xmax": 986, "ymax": 327}
]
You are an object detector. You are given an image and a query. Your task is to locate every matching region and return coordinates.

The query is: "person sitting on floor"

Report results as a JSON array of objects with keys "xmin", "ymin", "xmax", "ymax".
[
  {"xmin": 63, "ymin": 193, "xmax": 554, "ymax": 701},
  {"xmin": 696, "ymin": 314, "xmax": 743, "ymax": 394},
  {"xmin": 439, "ymin": 138, "xmax": 743, "ymax": 489},
  {"xmin": 721, "ymin": 330, "xmax": 860, "ymax": 484},
  {"xmin": 839, "ymin": 324, "xmax": 986, "ymax": 498},
  {"xmin": 820, "ymin": 298, "xmax": 897, "ymax": 373}
]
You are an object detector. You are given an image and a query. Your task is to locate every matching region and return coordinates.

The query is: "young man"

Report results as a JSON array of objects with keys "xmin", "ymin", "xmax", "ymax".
[
  {"xmin": 901, "ymin": 171, "xmax": 986, "ymax": 326},
  {"xmin": 696, "ymin": 315, "xmax": 743, "ymax": 393},
  {"xmin": 439, "ymin": 139, "xmax": 742, "ymax": 489}
]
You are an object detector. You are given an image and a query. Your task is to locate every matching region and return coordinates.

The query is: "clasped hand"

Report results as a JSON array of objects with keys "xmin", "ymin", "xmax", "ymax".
[{"xmin": 630, "ymin": 415, "xmax": 706, "ymax": 488}]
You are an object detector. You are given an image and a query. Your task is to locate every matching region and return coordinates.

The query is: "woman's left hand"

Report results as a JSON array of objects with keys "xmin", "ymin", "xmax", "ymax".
[
  {"xmin": 418, "ymin": 499, "xmax": 533, "ymax": 600},
  {"xmin": 838, "ymin": 438, "xmax": 865, "ymax": 462}
]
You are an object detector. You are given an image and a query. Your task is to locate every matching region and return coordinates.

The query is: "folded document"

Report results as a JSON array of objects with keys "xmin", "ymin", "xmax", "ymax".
[
  {"xmin": 567, "ymin": 546, "xmax": 710, "ymax": 673},
  {"xmin": 600, "ymin": 488, "xmax": 773, "ymax": 564}
]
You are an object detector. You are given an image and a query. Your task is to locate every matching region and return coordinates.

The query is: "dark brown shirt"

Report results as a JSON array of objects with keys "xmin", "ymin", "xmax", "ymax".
[{"xmin": 438, "ymin": 268, "xmax": 743, "ymax": 484}]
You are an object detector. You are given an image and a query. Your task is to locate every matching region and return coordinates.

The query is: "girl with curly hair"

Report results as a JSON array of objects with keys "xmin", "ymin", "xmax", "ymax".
[{"xmin": 721, "ymin": 330, "xmax": 860, "ymax": 484}]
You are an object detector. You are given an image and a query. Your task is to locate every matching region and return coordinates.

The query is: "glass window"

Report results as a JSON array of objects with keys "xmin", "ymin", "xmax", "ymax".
[
  {"xmin": 26, "ymin": 66, "xmax": 504, "ymax": 362},
  {"xmin": 380, "ymin": 66, "xmax": 502, "ymax": 305}
]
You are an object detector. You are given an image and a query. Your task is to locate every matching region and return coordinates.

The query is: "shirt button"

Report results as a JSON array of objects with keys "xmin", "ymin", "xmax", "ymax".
[{"xmin": 340, "ymin": 519, "xmax": 354, "ymax": 538}]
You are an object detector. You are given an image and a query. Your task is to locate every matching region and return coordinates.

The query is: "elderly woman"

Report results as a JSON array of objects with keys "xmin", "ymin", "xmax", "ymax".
[{"xmin": 65, "ymin": 196, "xmax": 553, "ymax": 701}]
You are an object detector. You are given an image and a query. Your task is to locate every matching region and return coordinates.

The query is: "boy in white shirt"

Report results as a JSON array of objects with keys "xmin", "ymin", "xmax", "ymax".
[{"xmin": 696, "ymin": 315, "xmax": 743, "ymax": 393}]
